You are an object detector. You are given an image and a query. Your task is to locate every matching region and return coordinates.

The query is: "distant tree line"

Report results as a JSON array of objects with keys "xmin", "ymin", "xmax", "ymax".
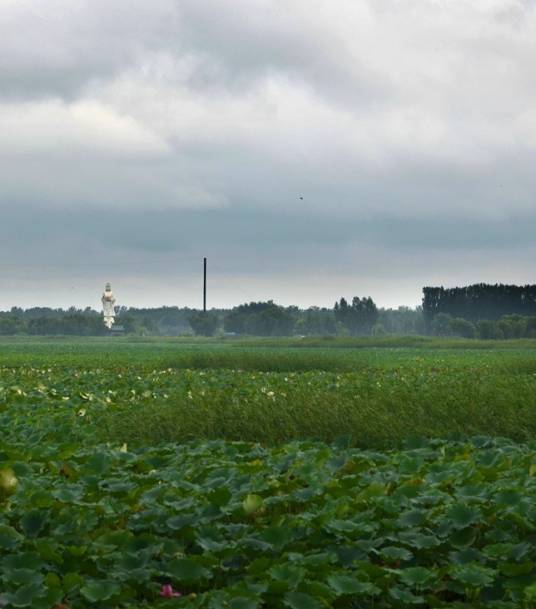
[
  {"xmin": 428, "ymin": 313, "xmax": 536, "ymax": 340},
  {"xmin": 220, "ymin": 299, "xmax": 423, "ymax": 337},
  {"xmin": 3, "ymin": 283, "xmax": 536, "ymax": 339},
  {"xmin": 421, "ymin": 283, "xmax": 536, "ymax": 339},
  {"xmin": 0, "ymin": 308, "xmax": 107, "ymax": 336},
  {"xmin": 0, "ymin": 306, "xmax": 200, "ymax": 337},
  {"xmin": 423, "ymin": 284, "xmax": 536, "ymax": 324},
  {"xmin": 0, "ymin": 299, "xmax": 419, "ymax": 337}
]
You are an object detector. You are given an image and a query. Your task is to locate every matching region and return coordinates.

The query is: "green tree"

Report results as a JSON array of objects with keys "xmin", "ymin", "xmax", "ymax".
[
  {"xmin": 423, "ymin": 283, "xmax": 536, "ymax": 324},
  {"xmin": 497, "ymin": 315, "xmax": 527, "ymax": 339},
  {"xmin": 448, "ymin": 317, "xmax": 476, "ymax": 339},
  {"xmin": 293, "ymin": 307, "xmax": 336, "ymax": 336},
  {"xmin": 334, "ymin": 296, "xmax": 379, "ymax": 336},
  {"xmin": 430, "ymin": 313, "xmax": 453, "ymax": 336},
  {"xmin": 0, "ymin": 316, "xmax": 24, "ymax": 335},
  {"xmin": 378, "ymin": 306, "xmax": 425, "ymax": 335},
  {"xmin": 224, "ymin": 302, "xmax": 295, "ymax": 336},
  {"xmin": 189, "ymin": 311, "xmax": 219, "ymax": 337},
  {"xmin": 476, "ymin": 320, "xmax": 503, "ymax": 340},
  {"xmin": 371, "ymin": 323, "xmax": 387, "ymax": 337},
  {"xmin": 526, "ymin": 317, "xmax": 536, "ymax": 338}
]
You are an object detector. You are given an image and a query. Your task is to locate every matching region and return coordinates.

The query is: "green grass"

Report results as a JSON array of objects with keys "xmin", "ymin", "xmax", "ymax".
[
  {"xmin": 1, "ymin": 335, "xmax": 536, "ymax": 373},
  {"xmin": 2, "ymin": 363, "xmax": 536, "ymax": 449},
  {"xmin": 1, "ymin": 336, "xmax": 536, "ymax": 448}
]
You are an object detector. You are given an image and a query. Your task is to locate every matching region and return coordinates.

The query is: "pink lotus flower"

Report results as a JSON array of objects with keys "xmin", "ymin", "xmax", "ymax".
[{"xmin": 160, "ymin": 584, "xmax": 182, "ymax": 598}]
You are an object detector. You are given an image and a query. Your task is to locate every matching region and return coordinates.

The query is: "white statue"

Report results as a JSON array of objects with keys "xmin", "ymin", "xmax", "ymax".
[{"xmin": 102, "ymin": 282, "xmax": 116, "ymax": 329}]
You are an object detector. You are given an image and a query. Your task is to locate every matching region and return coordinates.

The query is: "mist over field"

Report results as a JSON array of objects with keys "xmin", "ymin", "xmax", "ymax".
[{"xmin": 2, "ymin": 0, "xmax": 536, "ymax": 309}]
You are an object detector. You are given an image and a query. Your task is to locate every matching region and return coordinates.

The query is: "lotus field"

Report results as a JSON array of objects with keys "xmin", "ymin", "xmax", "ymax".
[{"xmin": 3, "ymin": 338, "xmax": 536, "ymax": 608}]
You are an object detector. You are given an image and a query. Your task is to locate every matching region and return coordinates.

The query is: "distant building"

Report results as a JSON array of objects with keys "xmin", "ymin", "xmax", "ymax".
[{"xmin": 110, "ymin": 324, "xmax": 125, "ymax": 337}]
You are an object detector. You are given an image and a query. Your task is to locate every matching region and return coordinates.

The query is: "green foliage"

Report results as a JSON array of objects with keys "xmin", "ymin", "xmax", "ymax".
[
  {"xmin": 188, "ymin": 311, "xmax": 219, "ymax": 337},
  {"xmin": 0, "ymin": 316, "xmax": 25, "ymax": 336},
  {"xmin": 430, "ymin": 313, "xmax": 453, "ymax": 336},
  {"xmin": 293, "ymin": 307, "xmax": 336, "ymax": 335},
  {"xmin": 477, "ymin": 319, "xmax": 504, "ymax": 340},
  {"xmin": 3, "ymin": 415, "xmax": 536, "ymax": 608},
  {"xmin": 372, "ymin": 322, "xmax": 387, "ymax": 336},
  {"xmin": 224, "ymin": 301, "xmax": 296, "ymax": 336},
  {"xmin": 449, "ymin": 317, "xmax": 476, "ymax": 339},
  {"xmin": 378, "ymin": 306, "xmax": 425, "ymax": 335},
  {"xmin": 334, "ymin": 296, "xmax": 379, "ymax": 335},
  {"xmin": 472, "ymin": 315, "xmax": 536, "ymax": 340},
  {"xmin": 96, "ymin": 362, "xmax": 536, "ymax": 447},
  {"xmin": 498, "ymin": 315, "xmax": 528, "ymax": 339},
  {"xmin": 3, "ymin": 339, "xmax": 536, "ymax": 606},
  {"xmin": 423, "ymin": 283, "xmax": 536, "ymax": 322},
  {"xmin": 27, "ymin": 310, "xmax": 107, "ymax": 336},
  {"xmin": 0, "ymin": 306, "xmax": 198, "ymax": 337},
  {"xmin": 8, "ymin": 294, "xmax": 536, "ymax": 340},
  {"xmin": 5, "ymin": 343, "xmax": 536, "ymax": 447}
]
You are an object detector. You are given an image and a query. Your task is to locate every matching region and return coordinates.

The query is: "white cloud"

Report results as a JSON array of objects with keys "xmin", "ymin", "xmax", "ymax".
[{"xmin": 0, "ymin": 100, "xmax": 169, "ymax": 157}]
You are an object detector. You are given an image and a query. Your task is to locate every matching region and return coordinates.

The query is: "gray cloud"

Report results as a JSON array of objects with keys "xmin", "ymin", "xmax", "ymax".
[
  {"xmin": 1, "ymin": 0, "xmax": 536, "ymax": 308},
  {"xmin": 0, "ymin": 0, "xmax": 179, "ymax": 100}
]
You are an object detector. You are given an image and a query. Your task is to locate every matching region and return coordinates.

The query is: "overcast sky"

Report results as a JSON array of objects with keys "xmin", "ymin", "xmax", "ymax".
[{"xmin": 1, "ymin": 0, "xmax": 536, "ymax": 310}]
